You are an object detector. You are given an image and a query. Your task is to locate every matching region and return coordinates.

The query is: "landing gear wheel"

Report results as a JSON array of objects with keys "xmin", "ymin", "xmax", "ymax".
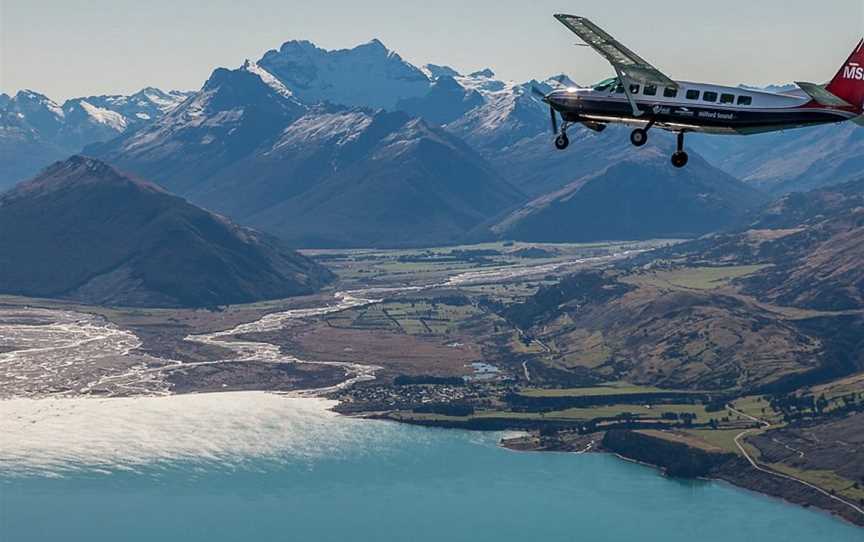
[
  {"xmin": 630, "ymin": 128, "xmax": 648, "ymax": 147},
  {"xmin": 671, "ymin": 151, "xmax": 689, "ymax": 168},
  {"xmin": 671, "ymin": 131, "xmax": 688, "ymax": 168},
  {"xmin": 554, "ymin": 134, "xmax": 570, "ymax": 150}
]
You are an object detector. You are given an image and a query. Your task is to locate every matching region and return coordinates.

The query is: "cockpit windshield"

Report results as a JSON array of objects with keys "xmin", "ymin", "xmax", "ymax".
[{"xmin": 592, "ymin": 77, "xmax": 619, "ymax": 92}]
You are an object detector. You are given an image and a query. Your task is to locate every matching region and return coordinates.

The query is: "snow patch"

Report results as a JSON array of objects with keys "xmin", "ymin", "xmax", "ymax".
[
  {"xmin": 20, "ymin": 91, "xmax": 66, "ymax": 118},
  {"xmin": 242, "ymin": 60, "xmax": 295, "ymax": 99},
  {"xmin": 79, "ymin": 101, "xmax": 128, "ymax": 131},
  {"xmin": 271, "ymin": 110, "xmax": 372, "ymax": 151},
  {"xmin": 422, "ymin": 64, "xmax": 461, "ymax": 80},
  {"xmin": 142, "ymin": 90, "xmax": 187, "ymax": 112}
]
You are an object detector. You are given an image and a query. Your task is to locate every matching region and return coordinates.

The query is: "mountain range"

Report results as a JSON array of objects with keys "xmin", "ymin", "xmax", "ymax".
[
  {"xmin": 0, "ymin": 156, "xmax": 333, "ymax": 307},
  {"xmin": 0, "ymin": 88, "xmax": 192, "ymax": 189},
  {"xmin": 88, "ymin": 61, "xmax": 524, "ymax": 247},
  {"xmin": 3, "ymin": 38, "xmax": 860, "ymax": 249},
  {"xmin": 84, "ymin": 40, "xmax": 767, "ymax": 247}
]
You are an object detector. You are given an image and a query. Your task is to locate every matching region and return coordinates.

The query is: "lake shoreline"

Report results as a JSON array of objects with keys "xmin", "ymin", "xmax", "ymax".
[
  {"xmin": 2, "ymin": 386, "xmax": 861, "ymax": 534},
  {"xmin": 343, "ymin": 404, "xmax": 863, "ymax": 528},
  {"xmin": 490, "ymin": 425, "xmax": 864, "ymax": 528}
]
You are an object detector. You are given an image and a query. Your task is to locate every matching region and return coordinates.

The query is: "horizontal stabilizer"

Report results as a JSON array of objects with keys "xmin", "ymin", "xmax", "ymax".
[{"xmin": 796, "ymin": 81, "xmax": 853, "ymax": 107}]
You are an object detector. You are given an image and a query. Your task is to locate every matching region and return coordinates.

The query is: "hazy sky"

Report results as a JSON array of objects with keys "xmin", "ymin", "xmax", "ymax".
[{"xmin": 2, "ymin": 0, "xmax": 862, "ymax": 101}]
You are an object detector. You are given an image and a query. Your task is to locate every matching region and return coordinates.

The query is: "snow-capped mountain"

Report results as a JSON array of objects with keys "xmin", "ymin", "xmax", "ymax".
[
  {"xmin": 0, "ymin": 88, "xmax": 191, "ymax": 189},
  {"xmin": 396, "ymin": 75, "xmax": 484, "ymax": 125},
  {"xmin": 191, "ymin": 106, "xmax": 524, "ymax": 248},
  {"xmin": 257, "ymin": 39, "xmax": 432, "ymax": 109},
  {"xmin": 66, "ymin": 88, "xmax": 193, "ymax": 124},
  {"xmin": 406, "ymin": 69, "xmax": 629, "ymax": 198},
  {"xmin": 389, "ymin": 64, "xmax": 609, "ymax": 197},
  {"xmin": 2, "ymin": 91, "xmax": 66, "ymax": 139},
  {"xmin": 2, "ymin": 88, "xmax": 191, "ymax": 142},
  {"xmin": 0, "ymin": 103, "xmax": 67, "ymax": 189},
  {"xmin": 91, "ymin": 63, "xmax": 306, "ymax": 195},
  {"xmin": 90, "ymin": 58, "xmax": 524, "ymax": 248},
  {"xmin": 87, "ymin": 37, "xmax": 772, "ymax": 248},
  {"xmin": 446, "ymin": 72, "xmax": 574, "ymax": 149},
  {"xmin": 194, "ymin": 37, "xmax": 683, "ymax": 202}
]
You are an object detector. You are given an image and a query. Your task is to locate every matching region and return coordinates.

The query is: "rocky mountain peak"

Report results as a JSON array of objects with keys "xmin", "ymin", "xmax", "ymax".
[
  {"xmin": 5, "ymin": 156, "xmax": 160, "ymax": 201},
  {"xmin": 422, "ymin": 64, "xmax": 461, "ymax": 79},
  {"xmin": 257, "ymin": 38, "xmax": 431, "ymax": 109},
  {"xmin": 470, "ymin": 69, "xmax": 496, "ymax": 78}
]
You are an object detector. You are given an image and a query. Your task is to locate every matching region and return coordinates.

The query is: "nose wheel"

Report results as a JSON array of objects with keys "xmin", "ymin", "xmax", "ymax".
[
  {"xmin": 549, "ymin": 108, "xmax": 571, "ymax": 151},
  {"xmin": 671, "ymin": 131, "xmax": 689, "ymax": 168},
  {"xmin": 555, "ymin": 133, "xmax": 570, "ymax": 150},
  {"xmin": 553, "ymin": 118, "xmax": 572, "ymax": 151}
]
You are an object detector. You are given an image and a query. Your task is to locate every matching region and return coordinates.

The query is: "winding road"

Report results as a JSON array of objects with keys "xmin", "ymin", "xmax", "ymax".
[{"xmin": 727, "ymin": 405, "xmax": 864, "ymax": 518}]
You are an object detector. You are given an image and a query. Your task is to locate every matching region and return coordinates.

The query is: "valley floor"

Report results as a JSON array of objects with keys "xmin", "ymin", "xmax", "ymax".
[{"xmin": 2, "ymin": 239, "xmax": 861, "ymax": 527}]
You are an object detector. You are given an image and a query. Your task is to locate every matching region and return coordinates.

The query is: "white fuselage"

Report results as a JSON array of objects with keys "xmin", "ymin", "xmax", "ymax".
[{"xmin": 548, "ymin": 79, "xmax": 856, "ymax": 135}]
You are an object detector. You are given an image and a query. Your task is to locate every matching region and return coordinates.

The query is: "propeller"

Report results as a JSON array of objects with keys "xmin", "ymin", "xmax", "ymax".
[{"xmin": 531, "ymin": 86, "xmax": 559, "ymax": 135}]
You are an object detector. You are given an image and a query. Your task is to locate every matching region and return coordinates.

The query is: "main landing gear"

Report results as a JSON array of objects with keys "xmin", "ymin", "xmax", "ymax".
[
  {"xmin": 671, "ymin": 131, "xmax": 689, "ymax": 168},
  {"xmin": 628, "ymin": 122, "xmax": 689, "ymax": 168}
]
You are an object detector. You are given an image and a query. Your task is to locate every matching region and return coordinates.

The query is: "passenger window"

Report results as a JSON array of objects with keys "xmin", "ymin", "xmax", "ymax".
[
  {"xmin": 720, "ymin": 93, "xmax": 735, "ymax": 104},
  {"xmin": 686, "ymin": 89, "xmax": 700, "ymax": 100},
  {"xmin": 615, "ymin": 84, "xmax": 625, "ymax": 94},
  {"xmin": 703, "ymin": 91, "xmax": 718, "ymax": 102},
  {"xmin": 643, "ymin": 85, "xmax": 657, "ymax": 96},
  {"xmin": 737, "ymin": 96, "xmax": 753, "ymax": 106},
  {"xmin": 630, "ymin": 84, "xmax": 640, "ymax": 94},
  {"xmin": 664, "ymin": 87, "xmax": 678, "ymax": 98}
]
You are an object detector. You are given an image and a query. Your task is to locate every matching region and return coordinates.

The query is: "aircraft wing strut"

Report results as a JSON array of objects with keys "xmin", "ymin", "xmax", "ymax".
[{"xmin": 554, "ymin": 14, "xmax": 678, "ymax": 89}]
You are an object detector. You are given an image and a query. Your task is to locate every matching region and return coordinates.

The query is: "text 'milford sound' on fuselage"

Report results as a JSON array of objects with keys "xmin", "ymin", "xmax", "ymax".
[{"xmin": 542, "ymin": 15, "xmax": 864, "ymax": 168}]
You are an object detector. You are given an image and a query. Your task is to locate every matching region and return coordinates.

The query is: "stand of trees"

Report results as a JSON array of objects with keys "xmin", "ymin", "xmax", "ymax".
[{"xmin": 768, "ymin": 392, "xmax": 863, "ymax": 422}]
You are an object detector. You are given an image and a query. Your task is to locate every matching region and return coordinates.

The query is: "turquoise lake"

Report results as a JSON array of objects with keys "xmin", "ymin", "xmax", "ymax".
[{"xmin": 0, "ymin": 393, "xmax": 860, "ymax": 541}]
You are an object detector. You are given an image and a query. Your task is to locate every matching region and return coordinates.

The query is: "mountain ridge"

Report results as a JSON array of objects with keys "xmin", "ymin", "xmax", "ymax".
[
  {"xmin": 492, "ymin": 148, "xmax": 766, "ymax": 242},
  {"xmin": 0, "ymin": 87, "xmax": 192, "ymax": 190},
  {"xmin": 0, "ymin": 156, "xmax": 333, "ymax": 307}
]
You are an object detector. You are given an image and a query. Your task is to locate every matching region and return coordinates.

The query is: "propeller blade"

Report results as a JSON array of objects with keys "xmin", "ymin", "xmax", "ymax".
[{"xmin": 550, "ymin": 106, "xmax": 559, "ymax": 135}]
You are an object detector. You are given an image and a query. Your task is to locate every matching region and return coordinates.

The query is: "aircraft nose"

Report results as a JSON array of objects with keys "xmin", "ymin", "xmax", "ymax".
[{"xmin": 547, "ymin": 88, "xmax": 580, "ymax": 110}]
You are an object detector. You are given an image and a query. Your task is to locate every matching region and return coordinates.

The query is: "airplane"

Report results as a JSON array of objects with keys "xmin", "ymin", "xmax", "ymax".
[{"xmin": 539, "ymin": 14, "xmax": 864, "ymax": 168}]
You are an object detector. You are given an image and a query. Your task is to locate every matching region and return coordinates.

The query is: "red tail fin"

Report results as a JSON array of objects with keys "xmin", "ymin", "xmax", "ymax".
[{"xmin": 826, "ymin": 39, "xmax": 864, "ymax": 112}]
